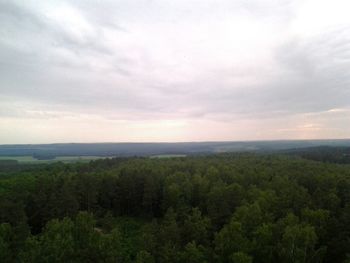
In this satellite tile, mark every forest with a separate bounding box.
[1,153,350,262]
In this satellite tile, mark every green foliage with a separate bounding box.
[214,220,251,262]
[21,218,75,263]
[0,154,350,262]
[182,207,211,246]
[0,223,13,262]
[136,250,155,263]
[230,252,253,263]
[180,242,207,263]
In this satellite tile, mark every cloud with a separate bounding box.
[0,0,350,142]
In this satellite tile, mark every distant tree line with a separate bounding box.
[1,154,350,262]
[284,146,350,164]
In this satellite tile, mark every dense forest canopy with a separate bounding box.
[1,154,350,262]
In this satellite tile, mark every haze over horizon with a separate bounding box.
[1,0,350,144]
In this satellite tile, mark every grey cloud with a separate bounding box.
[0,0,128,65]
[0,1,45,30]
[271,27,350,111]
[189,26,350,119]
[0,0,350,128]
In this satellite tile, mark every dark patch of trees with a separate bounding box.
[284,146,350,164]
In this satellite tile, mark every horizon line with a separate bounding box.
[1,138,350,146]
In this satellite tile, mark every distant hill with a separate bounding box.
[1,139,350,159]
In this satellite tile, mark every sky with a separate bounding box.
[0,0,350,144]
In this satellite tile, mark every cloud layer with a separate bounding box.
[1,0,350,143]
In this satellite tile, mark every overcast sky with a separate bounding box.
[0,0,350,143]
